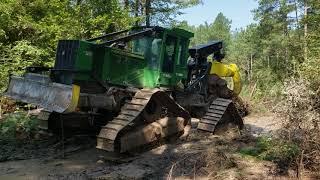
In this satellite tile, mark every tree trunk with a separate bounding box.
[135,0,140,26]
[140,1,144,24]
[304,0,308,62]
[294,0,300,37]
[124,0,129,9]
[250,53,253,81]
[145,0,151,26]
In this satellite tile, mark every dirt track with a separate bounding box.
[0,113,283,180]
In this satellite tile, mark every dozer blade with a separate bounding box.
[197,98,243,133]
[4,73,80,113]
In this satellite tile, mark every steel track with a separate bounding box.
[197,98,243,133]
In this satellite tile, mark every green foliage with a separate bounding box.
[300,58,320,90]
[0,0,134,92]
[228,25,259,70]
[239,137,299,165]
[226,0,308,106]
[0,0,201,92]
[173,12,232,49]
[150,0,202,25]
[127,0,202,25]
[0,112,39,140]
[300,0,320,90]
[247,0,320,174]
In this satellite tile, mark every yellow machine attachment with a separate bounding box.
[209,61,242,95]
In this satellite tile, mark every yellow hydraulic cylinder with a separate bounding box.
[209,61,242,95]
[66,84,80,112]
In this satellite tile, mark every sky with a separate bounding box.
[176,0,259,30]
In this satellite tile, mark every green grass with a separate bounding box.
[0,111,39,140]
[238,137,299,164]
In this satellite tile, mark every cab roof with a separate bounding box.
[131,26,194,39]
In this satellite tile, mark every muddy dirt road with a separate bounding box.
[0,113,282,180]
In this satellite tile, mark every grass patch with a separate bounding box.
[239,137,299,166]
[0,111,39,140]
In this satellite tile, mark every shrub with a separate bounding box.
[0,111,38,140]
[275,78,320,176]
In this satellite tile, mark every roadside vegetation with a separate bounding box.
[0,112,38,140]
[239,136,299,171]
[0,0,319,178]
[175,0,320,177]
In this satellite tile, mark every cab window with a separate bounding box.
[131,36,162,69]
[177,39,188,66]
[162,35,177,73]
